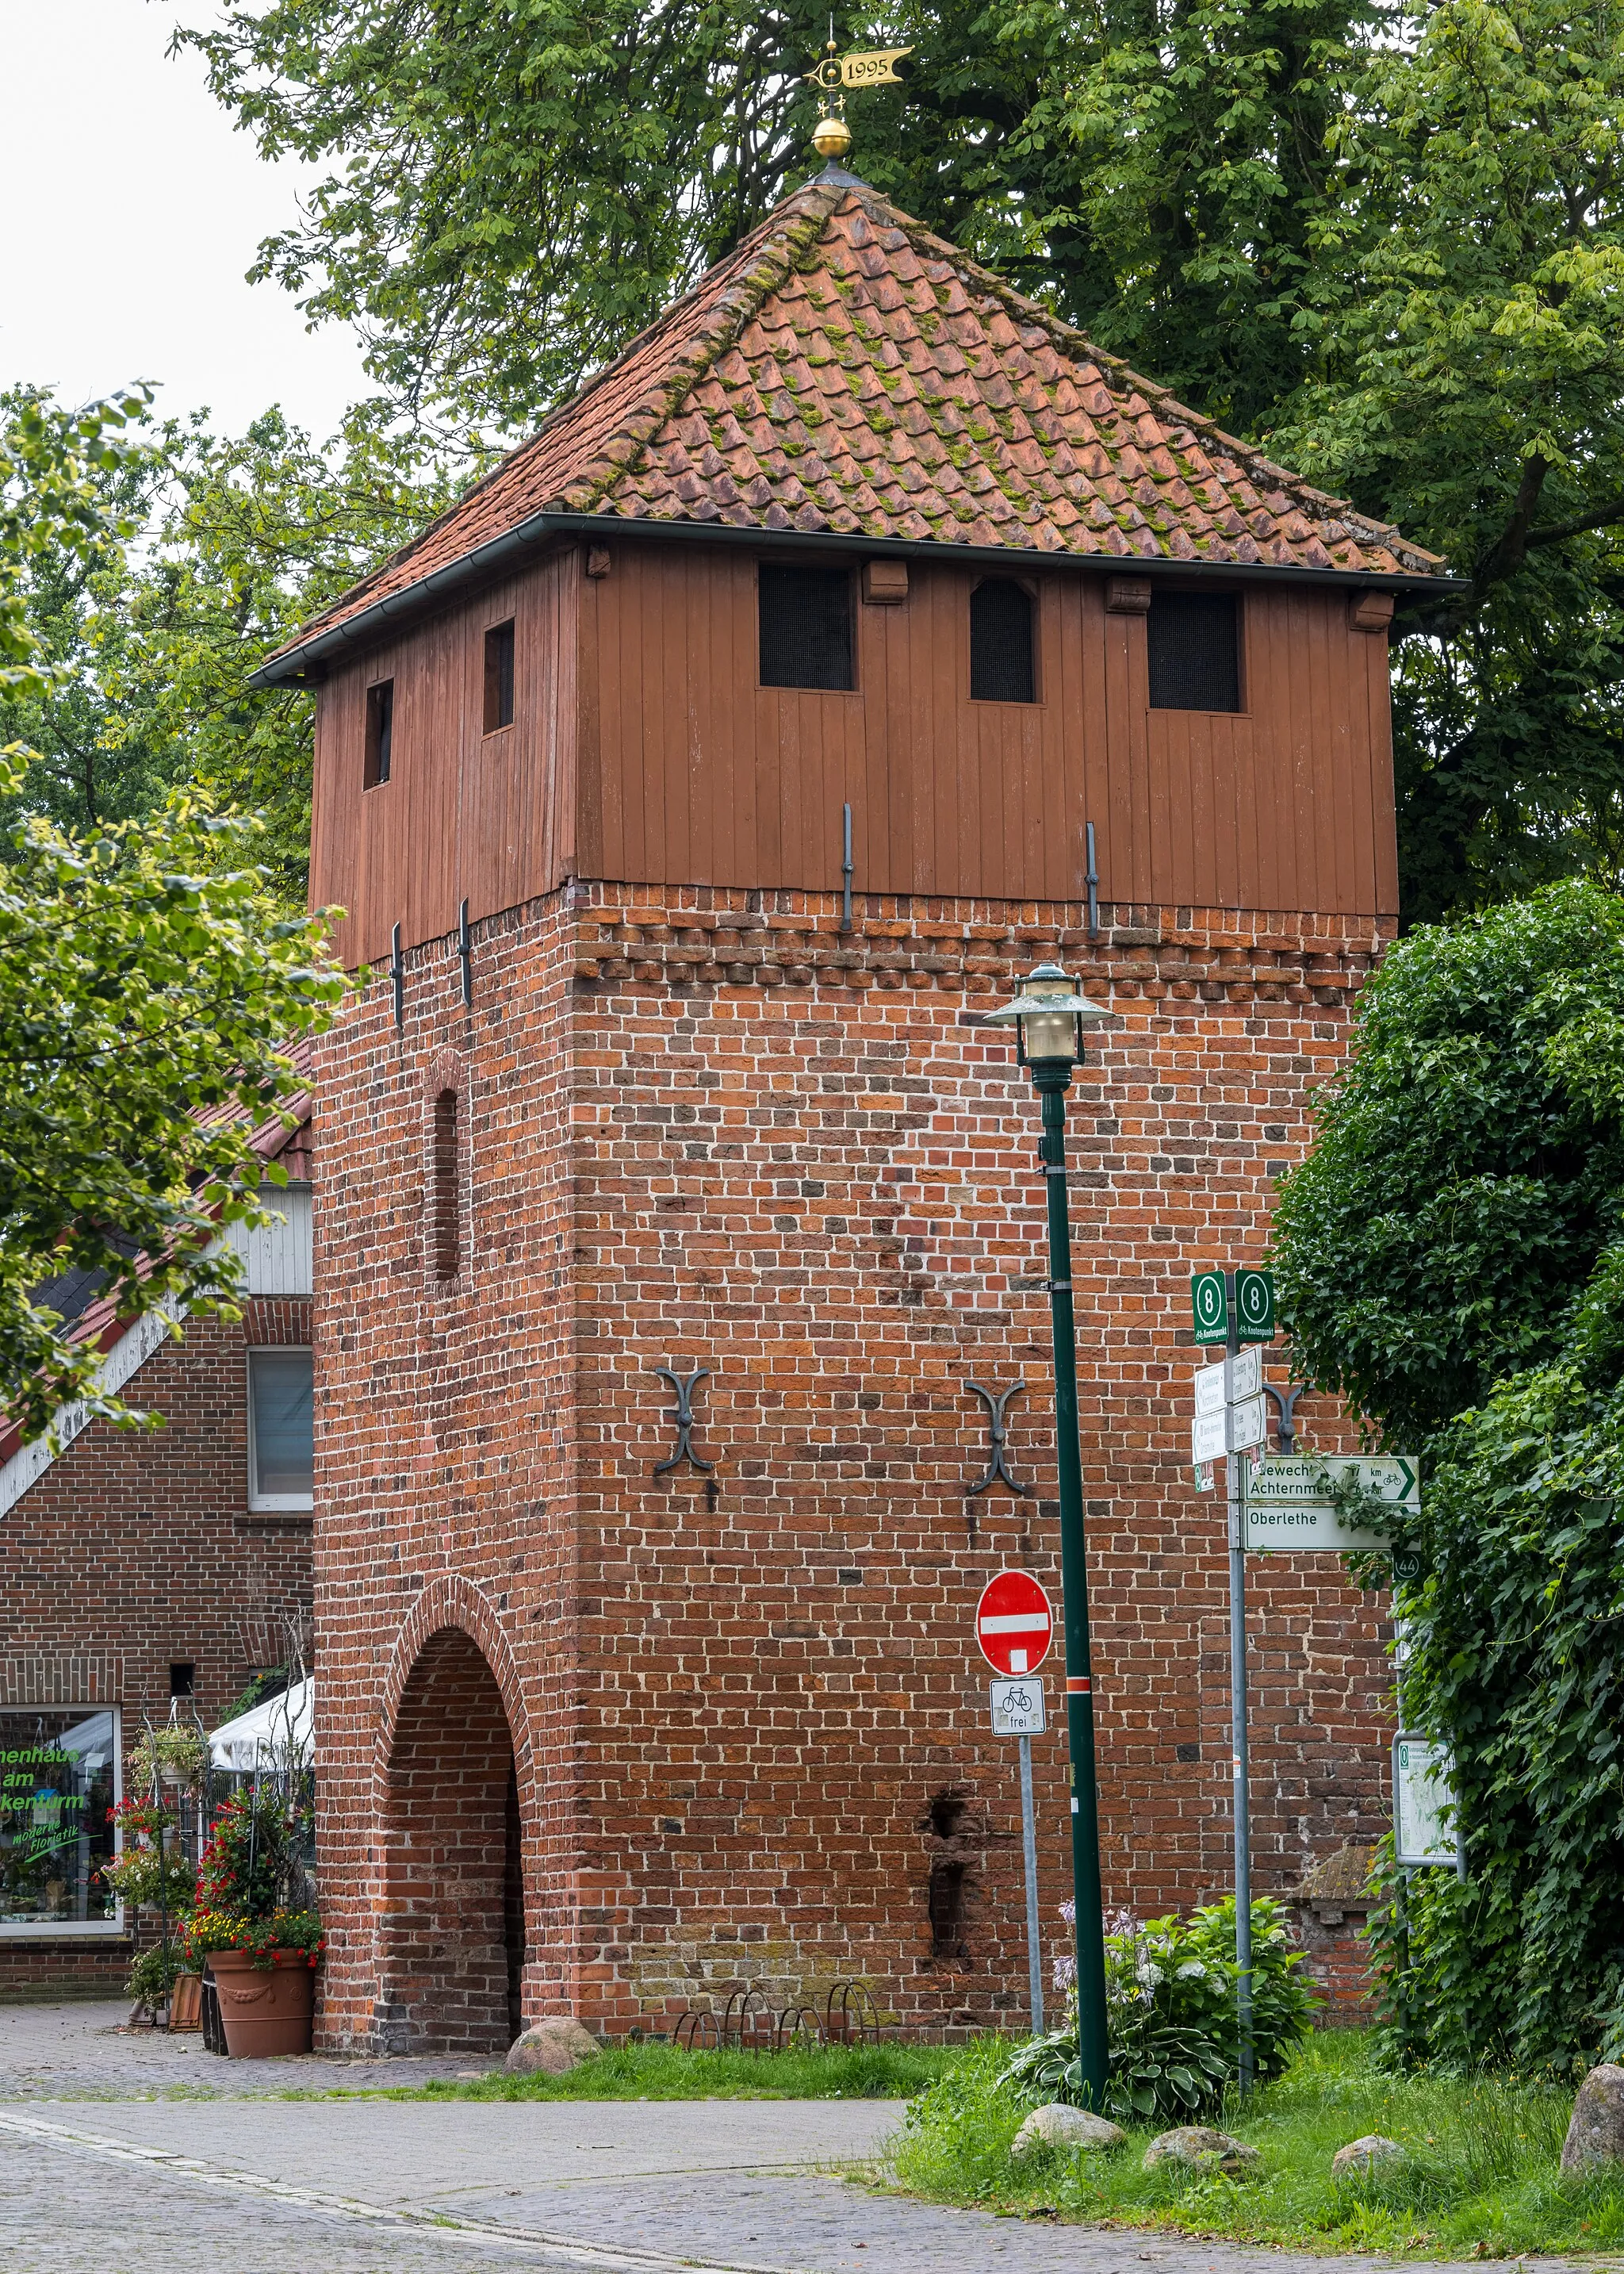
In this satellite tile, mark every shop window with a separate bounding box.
[484,619,515,733]
[432,1088,462,1279]
[247,1348,314,1509]
[0,1707,121,1935]
[970,578,1036,702]
[364,678,394,787]
[1147,591,1241,711]
[759,566,854,691]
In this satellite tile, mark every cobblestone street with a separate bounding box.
[0,2003,1434,2274]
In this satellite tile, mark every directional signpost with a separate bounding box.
[1245,1455,1419,1552]
[976,1574,1052,2034]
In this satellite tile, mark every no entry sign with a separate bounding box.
[975,1570,1054,1676]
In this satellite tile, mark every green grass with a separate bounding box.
[304,2038,958,2103]
[886,2028,1624,2259]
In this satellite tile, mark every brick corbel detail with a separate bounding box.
[569,896,1385,1010]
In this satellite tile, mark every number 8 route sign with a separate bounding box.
[975,1570,1054,1676]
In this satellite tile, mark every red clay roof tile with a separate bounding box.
[263,178,1445,673]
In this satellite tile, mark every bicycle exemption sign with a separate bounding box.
[1245,1454,1420,1552]
[990,1677,1047,1735]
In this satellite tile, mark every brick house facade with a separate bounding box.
[0,1125,314,1996]
[262,173,1449,2050]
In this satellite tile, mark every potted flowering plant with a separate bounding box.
[191,1785,322,2056]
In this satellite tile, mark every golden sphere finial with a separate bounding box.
[813,110,852,160]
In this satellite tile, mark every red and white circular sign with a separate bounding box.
[975,1569,1054,1675]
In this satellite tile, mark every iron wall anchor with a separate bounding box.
[965,1378,1028,1496]
[1263,1380,1308,1454]
[653,1365,715,1475]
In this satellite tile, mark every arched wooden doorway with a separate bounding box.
[376,1625,526,2052]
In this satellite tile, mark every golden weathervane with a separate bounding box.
[805,33,913,163]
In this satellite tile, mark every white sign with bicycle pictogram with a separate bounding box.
[990,1677,1047,1735]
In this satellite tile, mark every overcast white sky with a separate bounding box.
[2,0,370,439]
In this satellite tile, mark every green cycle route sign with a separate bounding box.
[1190,1267,1276,1345]
[1190,1271,1228,1344]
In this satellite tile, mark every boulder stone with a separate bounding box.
[1010,2103,1128,2158]
[1331,2134,1408,2178]
[1143,2126,1261,2176]
[1561,2064,1624,2172]
[504,2017,602,2077]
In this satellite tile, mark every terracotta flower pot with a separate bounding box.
[206,1948,315,2057]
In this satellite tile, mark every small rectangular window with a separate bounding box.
[483,620,515,733]
[971,578,1036,703]
[1147,592,1241,712]
[364,679,394,787]
[759,566,853,691]
[248,1348,314,1509]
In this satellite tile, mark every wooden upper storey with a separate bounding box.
[310,535,1400,968]
[287,176,1446,961]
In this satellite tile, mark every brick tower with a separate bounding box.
[255,172,1447,2051]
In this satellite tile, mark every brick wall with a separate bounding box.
[312,883,1396,2050]
[0,1300,312,1996]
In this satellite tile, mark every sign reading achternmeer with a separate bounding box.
[1245,1455,1420,1552]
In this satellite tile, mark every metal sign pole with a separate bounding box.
[1225,1273,1254,2093]
[1018,1731,1044,2036]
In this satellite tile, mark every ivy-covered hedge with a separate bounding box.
[1274,880,1624,2074]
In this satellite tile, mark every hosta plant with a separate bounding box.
[1002,1897,1318,2124]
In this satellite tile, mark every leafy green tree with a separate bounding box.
[0,397,462,899]
[1274,881,1624,1441]
[0,390,352,1444]
[1274,878,1624,2070]
[184,0,1624,918]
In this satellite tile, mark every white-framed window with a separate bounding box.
[0,1707,122,1936]
[247,1347,315,1510]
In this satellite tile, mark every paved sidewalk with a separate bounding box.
[0,2001,1429,2274]
[0,1995,483,2097]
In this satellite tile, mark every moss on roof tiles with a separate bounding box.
[266,178,1446,664]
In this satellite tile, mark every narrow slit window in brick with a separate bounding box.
[483,619,515,733]
[759,566,853,690]
[433,1087,461,1279]
[364,678,394,786]
[1147,591,1241,711]
[970,579,1036,702]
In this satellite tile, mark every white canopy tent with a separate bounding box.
[207,1675,313,1771]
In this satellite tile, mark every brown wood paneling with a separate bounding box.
[308,546,577,968]
[311,538,1401,957]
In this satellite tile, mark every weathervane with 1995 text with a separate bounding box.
[805,22,913,166]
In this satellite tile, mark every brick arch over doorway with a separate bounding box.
[373,1610,528,2054]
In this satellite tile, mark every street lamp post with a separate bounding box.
[983,962,1111,2107]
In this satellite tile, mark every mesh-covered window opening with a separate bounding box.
[759,566,854,691]
[929,1860,967,1958]
[484,619,515,733]
[364,679,394,786]
[970,578,1036,702]
[1147,591,1242,712]
[432,1088,461,1279]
